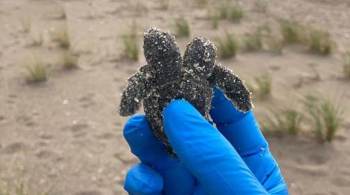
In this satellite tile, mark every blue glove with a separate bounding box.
[123,89,288,195]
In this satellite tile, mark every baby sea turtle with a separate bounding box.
[119,27,252,153]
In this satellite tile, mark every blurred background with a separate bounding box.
[0,0,350,194]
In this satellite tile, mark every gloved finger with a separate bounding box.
[192,171,288,195]
[263,166,289,194]
[210,88,287,188]
[123,114,195,195]
[123,114,171,168]
[210,87,268,156]
[192,186,206,195]
[124,163,163,195]
[163,100,268,195]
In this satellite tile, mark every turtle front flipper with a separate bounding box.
[119,65,150,116]
[209,64,252,112]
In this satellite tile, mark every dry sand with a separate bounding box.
[0,0,350,194]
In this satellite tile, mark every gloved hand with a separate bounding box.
[122,89,289,195]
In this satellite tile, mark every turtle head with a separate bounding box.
[143,27,182,82]
[183,37,217,78]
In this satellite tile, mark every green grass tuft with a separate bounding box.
[279,20,334,55]
[122,25,139,61]
[303,95,343,142]
[255,24,284,54]
[242,31,263,52]
[280,19,304,44]
[25,55,48,83]
[209,11,220,29]
[250,73,272,100]
[321,99,343,142]
[265,108,303,135]
[217,3,244,22]
[228,4,244,23]
[62,50,79,70]
[216,33,239,59]
[51,25,70,49]
[175,17,191,38]
[308,29,333,55]
[303,95,323,140]
[218,4,229,19]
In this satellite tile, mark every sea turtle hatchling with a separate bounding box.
[119,27,252,153]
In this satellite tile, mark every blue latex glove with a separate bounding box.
[123,89,288,195]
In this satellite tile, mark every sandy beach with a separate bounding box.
[1,0,350,194]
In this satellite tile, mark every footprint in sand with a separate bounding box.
[36,141,49,147]
[75,190,103,195]
[74,131,88,138]
[16,114,36,127]
[331,176,350,187]
[6,98,15,105]
[2,142,29,154]
[79,93,97,108]
[268,65,281,71]
[339,168,350,176]
[0,115,5,122]
[39,133,53,140]
[8,94,17,99]
[69,123,89,138]
[7,94,17,104]
[334,134,347,142]
[307,153,329,165]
